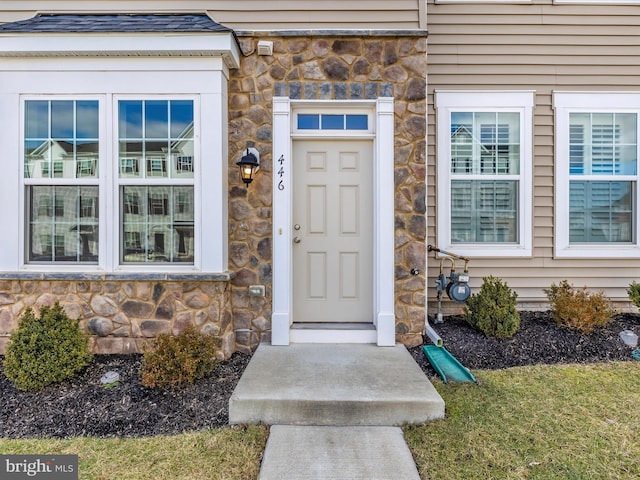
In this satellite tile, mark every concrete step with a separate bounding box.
[229,343,445,426]
[290,322,377,343]
[258,425,420,480]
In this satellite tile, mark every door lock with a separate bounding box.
[294,224,301,230]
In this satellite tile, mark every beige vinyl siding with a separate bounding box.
[0,1,426,30]
[428,0,640,311]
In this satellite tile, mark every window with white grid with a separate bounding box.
[554,93,640,258]
[436,91,534,257]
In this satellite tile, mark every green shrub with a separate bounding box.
[628,282,640,310]
[3,303,92,391]
[464,275,520,338]
[544,280,615,334]
[140,325,220,388]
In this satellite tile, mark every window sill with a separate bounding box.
[554,246,640,259]
[438,245,532,258]
[0,271,235,282]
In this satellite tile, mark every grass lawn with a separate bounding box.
[405,362,640,480]
[2,363,638,479]
[0,425,269,480]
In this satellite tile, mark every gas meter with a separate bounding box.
[428,245,472,323]
[446,269,471,302]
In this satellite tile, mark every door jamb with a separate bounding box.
[271,97,395,346]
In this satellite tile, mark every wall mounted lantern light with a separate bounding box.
[236,147,260,186]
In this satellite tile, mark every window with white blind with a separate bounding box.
[436,91,534,257]
[554,93,640,258]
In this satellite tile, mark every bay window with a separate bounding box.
[436,91,534,257]
[24,100,100,263]
[118,100,195,264]
[0,28,236,274]
[554,92,640,258]
[21,96,202,269]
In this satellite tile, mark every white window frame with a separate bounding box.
[435,90,534,257]
[553,0,640,4]
[0,36,234,274]
[554,91,640,258]
[20,95,107,269]
[113,95,199,268]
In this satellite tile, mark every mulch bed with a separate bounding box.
[1,311,639,439]
[409,311,640,372]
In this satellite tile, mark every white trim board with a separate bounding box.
[271,97,396,346]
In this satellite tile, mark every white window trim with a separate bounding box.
[436,0,532,3]
[19,95,107,271]
[1,44,231,274]
[435,90,534,257]
[271,97,396,346]
[291,102,375,137]
[553,91,640,259]
[553,0,640,4]
[111,95,201,271]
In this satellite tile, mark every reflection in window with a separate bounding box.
[450,112,521,244]
[118,100,194,180]
[568,113,637,244]
[24,100,99,180]
[121,186,194,263]
[176,156,193,173]
[120,157,139,176]
[569,113,637,176]
[297,113,369,130]
[28,185,99,263]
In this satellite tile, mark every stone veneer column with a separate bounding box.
[228,35,427,350]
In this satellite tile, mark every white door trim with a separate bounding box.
[271,97,395,346]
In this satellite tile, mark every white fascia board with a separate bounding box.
[0,32,240,68]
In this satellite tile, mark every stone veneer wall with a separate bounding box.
[0,279,234,358]
[228,34,428,349]
[0,35,428,356]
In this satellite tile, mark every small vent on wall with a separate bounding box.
[257,40,273,56]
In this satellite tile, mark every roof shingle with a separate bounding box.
[0,14,231,34]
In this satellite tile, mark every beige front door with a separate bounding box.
[292,139,373,323]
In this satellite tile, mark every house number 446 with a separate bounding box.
[277,154,285,191]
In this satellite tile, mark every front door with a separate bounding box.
[292,139,373,323]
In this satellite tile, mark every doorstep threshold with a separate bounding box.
[290,322,377,343]
[291,322,375,330]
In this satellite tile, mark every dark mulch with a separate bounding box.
[409,311,640,374]
[1,311,639,439]
[0,352,251,439]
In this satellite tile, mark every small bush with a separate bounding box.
[464,275,520,338]
[628,282,640,310]
[140,325,220,388]
[544,280,615,334]
[3,303,92,391]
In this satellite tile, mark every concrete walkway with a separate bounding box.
[259,426,420,480]
[229,343,444,479]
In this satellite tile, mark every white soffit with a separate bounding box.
[0,33,241,68]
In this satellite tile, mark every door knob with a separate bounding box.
[294,224,301,230]
[293,236,301,244]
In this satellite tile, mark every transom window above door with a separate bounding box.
[436,91,534,257]
[292,106,375,136]
[297,113,369,131]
